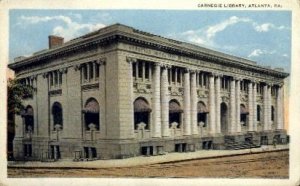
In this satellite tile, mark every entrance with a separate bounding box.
[221,102,228,134]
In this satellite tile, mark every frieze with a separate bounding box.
[123,43,286,83]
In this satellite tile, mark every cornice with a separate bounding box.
[8,24,289,79]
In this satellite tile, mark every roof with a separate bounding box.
[8,23,289,78]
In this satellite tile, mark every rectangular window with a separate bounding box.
[145,62,150,80]
[89,63,93,80]
[171,68,176,83]
[95,64,100,78]
[138,62,143,78]
[132,63,136,78]
[59,73,62,85]
[177,69,181,84]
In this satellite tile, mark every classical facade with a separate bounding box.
[9,24,288,160]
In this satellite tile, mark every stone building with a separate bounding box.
[8,24,289,160]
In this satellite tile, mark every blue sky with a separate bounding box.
[9,10,291,72]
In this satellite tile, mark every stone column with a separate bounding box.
[161,65,170,137]
[230,77,236,133]
[209,74,216,134]
[263,84,269,131]
[152,63,162,137]
[235,78,241,133]
[268,85,272,130]
[253,82,257,131]
[183,69,191,136]
[142,61,145,81]
[276,85,284,130]
[191,70,198,135]
[248,81,254,131]
[215,74,221,134]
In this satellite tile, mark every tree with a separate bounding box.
[7,78,33,159]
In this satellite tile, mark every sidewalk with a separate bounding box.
[7,145,288,169]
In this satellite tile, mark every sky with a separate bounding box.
[9,10,291,72]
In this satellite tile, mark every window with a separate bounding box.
[83,98,100,130]
[240,104,248,125]
[23,144,32,157]
[132,61,152,81]
[197,101,208,127]
[49,70,62,88]
[271,106,275,121]
[52,102,63,130]
[257,105,261,121]
[169,99,182,128]
[81,62,99,83]
[133,97,151,130]
[22,105,34,132]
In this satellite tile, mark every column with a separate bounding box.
[152,63,161,137]
[161,65,170,137]
[263,84,269,131]
[87,63,90,82]
[183,69,191,135]
[248,81,254,131]
[276,85,284,130]
[209,74,216,134]
[235,78,241,133]
[230,77,236,133]
[268,85,272,130]
[253,82,257,131]
[215,74,221,134]
[191,71,198,135]
[142,61,145,81]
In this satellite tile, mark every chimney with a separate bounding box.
[48,35,64,49]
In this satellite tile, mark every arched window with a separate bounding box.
[257,105,261,121]
[21,105,34,132]
[240,104,248,125]
[83,98,100,130]
[197,101,208,127]
[52,102,63,130]
[271,106,275,121]
[133,97,151,130]
[169,99,183,128]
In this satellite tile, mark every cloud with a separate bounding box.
[248,49,276,58]
[176,16,251,47]
[205,16,251,40]
[253,23,288,32]
[19,15,106,41]
[171,16,289,50]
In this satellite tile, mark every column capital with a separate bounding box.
[209,71,222,77]
[97,57,106,65]
[161,63,172,69]
[234,76,243,81]
[59,67,68,74]
[190,68,199,74]
[126,57,137,64]
[74,64,81,71]
[183,68,191,73]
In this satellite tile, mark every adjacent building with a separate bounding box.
[8,24,289,160]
